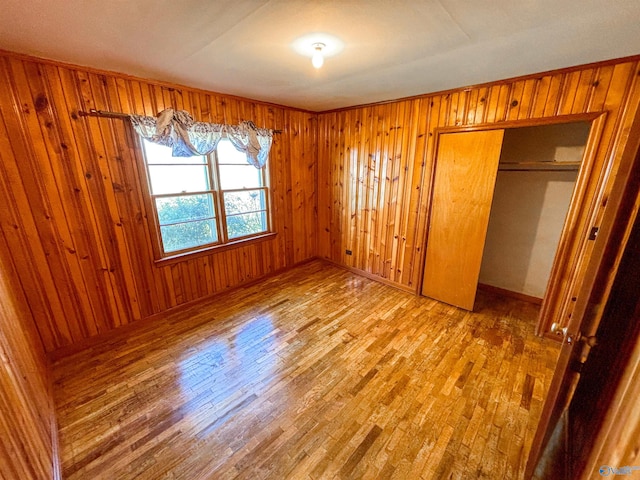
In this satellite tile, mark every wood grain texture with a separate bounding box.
[0,51,317,353]
[573,211,640,478]
[2,50,638,355]
[421,130,504,310]
[53,260,560,479]
[317,58,640,336]
[525,86,640,478]
[0,237,59,478]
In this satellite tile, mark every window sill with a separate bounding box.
[153,232,277,266]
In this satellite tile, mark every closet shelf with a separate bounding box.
[498,161,581,171]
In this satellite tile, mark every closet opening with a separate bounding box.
[478,122,592,305]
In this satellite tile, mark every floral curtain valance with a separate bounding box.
[129,108,273,168]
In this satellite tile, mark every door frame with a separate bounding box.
[418,112,606,336]
[525,102,640,478]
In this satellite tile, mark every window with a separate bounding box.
[141,138,270,257]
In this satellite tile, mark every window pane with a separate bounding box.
[156,194,215,225]
[160,219,218,252]
[219,165,262,189]
[224,190,265,215]
[148,165,210,194]
[217,139,248,165]
[142,140,206,164]
[226,211,267,239]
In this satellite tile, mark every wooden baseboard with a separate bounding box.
[320,258,417,294]
[53,261,547,361]
[477,283,543,305]
[48,257,320,362]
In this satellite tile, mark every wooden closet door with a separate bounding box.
[421,129,504,310]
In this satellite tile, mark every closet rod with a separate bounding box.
[498,161,581,172]
[498,167,580,171]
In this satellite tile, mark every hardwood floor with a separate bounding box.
[52,260,560,479]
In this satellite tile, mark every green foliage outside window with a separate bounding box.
[143,138,269,255]
[156,194,217,252]
[224,190,267,239]
[227,212,266,239]
[160,219,217,252]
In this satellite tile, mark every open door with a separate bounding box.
[422,129,504,310]
[526,111,640,479]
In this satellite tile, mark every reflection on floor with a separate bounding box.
[53,260,560,479]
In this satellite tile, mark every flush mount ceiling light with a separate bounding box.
[311,43,326,69]
[292,33,344,70]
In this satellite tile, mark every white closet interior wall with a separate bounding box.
[479,122,591,299]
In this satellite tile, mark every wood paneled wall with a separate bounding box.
[0,51,317,353]
[317,58,640,294]
[0,242,59,478]
[2,49,640,354]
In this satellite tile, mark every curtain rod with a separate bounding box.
[77,109,283,133]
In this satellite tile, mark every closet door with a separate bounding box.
[421,129,504,310]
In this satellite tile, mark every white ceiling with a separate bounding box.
[1,0,639,111]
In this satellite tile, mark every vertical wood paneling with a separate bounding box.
[572,69,597,114]
[353,107,366,270]
[362,107,377,273]
[507,80,525,120]
[317,110,331,260]
[540,62,640,335]
[318,58,640,299]
[518,79,537,120]
[401,98,429,288]
[588,66,615,112]
[285,109,318,264]
[0,236,59,479]
[0,51,317,353]
[530,75,551,118]
[2,49,639,354]
[558,70,582,115]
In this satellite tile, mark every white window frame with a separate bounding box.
[138,138,272,261]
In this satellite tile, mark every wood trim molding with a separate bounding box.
[418,111,619,338]
[153,233,279,266]
[432,112,603,134]
[321,257,417,294]
[477,283,543,305]
[524,100,640,479]
[51,415,62,480]
[3,49,639,116]
[321,54,640,114]
[0,52,318,352]
[0,49,318,115]
[318,57,640,302]
[536,112,609,336]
